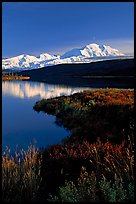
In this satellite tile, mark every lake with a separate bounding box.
[2,79,133,152]
[2,80,94,152]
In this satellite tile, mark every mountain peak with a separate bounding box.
[85,43,99,48]
[61,43,124,59]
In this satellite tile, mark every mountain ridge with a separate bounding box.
[2,43,126,71]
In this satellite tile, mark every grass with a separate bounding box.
[2,146,42,202]
[2,137,134,202]
[34,89,134,143]
[2,88,134,202]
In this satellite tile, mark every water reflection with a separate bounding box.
[2,81,92,99]
[2,81,93,152]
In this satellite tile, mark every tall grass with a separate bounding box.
[48,136,134,203]
[44,134,134,182]
[2,146,42,202]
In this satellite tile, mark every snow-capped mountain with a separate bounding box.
[2,43,125,70]
[61,43,124,58]
[2,53,59,70]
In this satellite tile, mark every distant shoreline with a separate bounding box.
[2,76,30,81]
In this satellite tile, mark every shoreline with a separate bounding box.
[2,76,30,81]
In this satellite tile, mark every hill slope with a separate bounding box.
[18,59,134,88]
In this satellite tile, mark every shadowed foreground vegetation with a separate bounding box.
[2,89,134,202]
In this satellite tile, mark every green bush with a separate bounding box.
[48,167,134,202]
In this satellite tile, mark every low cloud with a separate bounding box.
[97,39,134,56]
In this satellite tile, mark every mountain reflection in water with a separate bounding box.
[2,81,92,99]
[2,81,93,152]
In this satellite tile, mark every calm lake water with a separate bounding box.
[2,79,133,152]
[2,80,94,152]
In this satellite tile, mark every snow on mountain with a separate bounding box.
[37,53,59,61]
[2,43,125,70]
[2,53,59,70]
[61,43,124,59]
[46,56,93,66]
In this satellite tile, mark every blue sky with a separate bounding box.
[2,2,134,58]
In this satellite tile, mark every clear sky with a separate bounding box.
[2,2,134,58]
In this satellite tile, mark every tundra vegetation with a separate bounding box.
[2,89,134,202]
